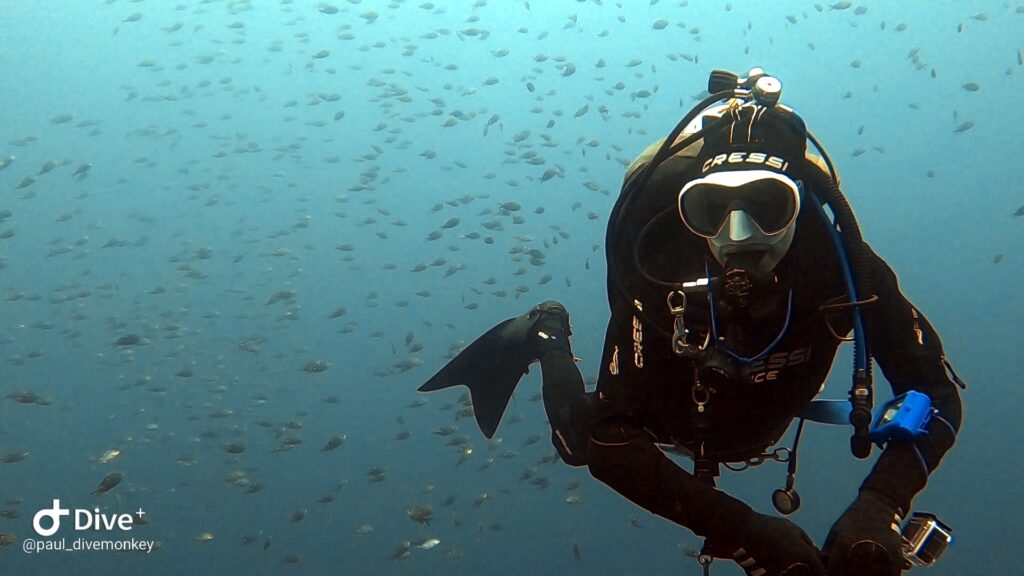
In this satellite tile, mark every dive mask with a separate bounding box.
[678,169,801,273]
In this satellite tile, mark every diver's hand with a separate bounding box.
[711,511,826,576]
[503,300,572,357]
[823,490,906,576]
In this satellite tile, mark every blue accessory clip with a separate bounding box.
[868,391,933,444]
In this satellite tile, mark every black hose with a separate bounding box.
[608,90,735,247]
[607,91,735,323]
[804,131,873,380]
[805,131,876,458]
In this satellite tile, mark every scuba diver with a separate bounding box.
[420,69,964,576]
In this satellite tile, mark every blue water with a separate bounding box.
[0,1,1020,574]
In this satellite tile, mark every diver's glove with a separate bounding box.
[503,300,573,358]
[823,490,906,576]
[712,510,826,576]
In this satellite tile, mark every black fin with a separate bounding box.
[418,318,535,439]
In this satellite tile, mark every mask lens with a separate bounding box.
[740,178,797,234]
[679,174,798,237]
[681,183,732,236]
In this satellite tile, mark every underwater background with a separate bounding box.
[0,1,1020,574]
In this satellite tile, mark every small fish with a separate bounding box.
[573,542,582,562]
[414,537,441,550]
[36,160,57,176]
[406,505,433,525]
[92,472,122,496]
[114,334,141,346]
[7,391,42,404]
[953,120,974,133]
[433,425,458,437]
[0,533,15,548]
[196,532,214,542]
[224,442,247,454]
[321,435,346,451]
[71,162,92,180]
[98,449,121,464]
[301,360,330,373]
[391,542,412,560]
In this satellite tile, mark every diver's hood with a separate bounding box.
[693,102,809,177]
[691,103,809,275]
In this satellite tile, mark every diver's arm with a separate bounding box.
[514,301,592,466]
[587,419,826,573]
[540,285,648,467]
[539,348,589,466]
[587,419,755,541]
[572,309,752,535]
[858,247,963,514]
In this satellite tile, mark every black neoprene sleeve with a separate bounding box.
[586,420,753,545]
[857,247,963,513]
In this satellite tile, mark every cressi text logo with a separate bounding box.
[632,315,644,369]
[748,346,811,383]
[702,151,789,173]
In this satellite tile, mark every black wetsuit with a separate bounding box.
[541,152,963,548]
